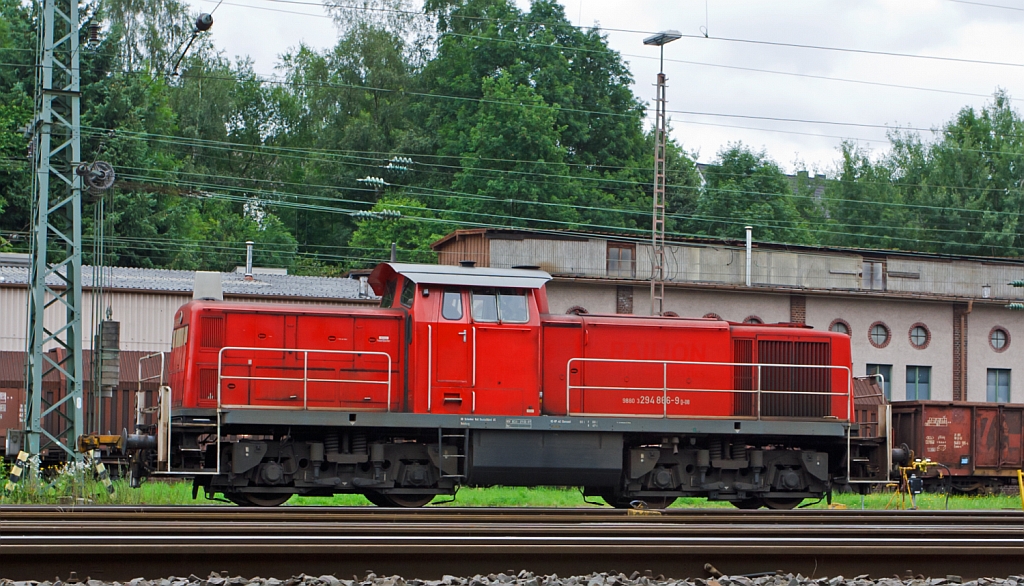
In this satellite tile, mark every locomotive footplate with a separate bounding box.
[218,409,851,438]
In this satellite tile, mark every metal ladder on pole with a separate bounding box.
[650,71,669,316]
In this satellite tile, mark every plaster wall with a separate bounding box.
[661,287,791,323]
[965,304,1024,403]
[806,296,953,401]
[545,282,618,315]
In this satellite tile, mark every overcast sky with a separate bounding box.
[185,0,1024,174]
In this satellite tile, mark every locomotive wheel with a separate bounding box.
[227,492,293,507]
[363,491,435,508]
[730,498,764,510]
[382,493,436,508]
[762,497,803,510]
[362,491,391,507]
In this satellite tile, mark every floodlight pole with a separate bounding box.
[643,31,680,316]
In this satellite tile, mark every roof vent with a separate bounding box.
[459,260,476,268]
[512,264,540,270]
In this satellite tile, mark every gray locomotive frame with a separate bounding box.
[163,408,844,508]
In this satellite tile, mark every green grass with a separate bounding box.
[5,479,1021,510]
[3,459,1020,509]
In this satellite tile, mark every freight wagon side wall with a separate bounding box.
[893,401,1024,477]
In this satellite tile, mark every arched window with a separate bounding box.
[869,322,891,348]
[990,327,1010,352]
[909,324,930,349]
[829,319,850,335]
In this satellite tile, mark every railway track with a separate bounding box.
[2,506,1022,581]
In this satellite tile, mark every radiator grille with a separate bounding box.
[199,368,218,401]
[733,339,754,416]
[757,340,831,417]
[200,316,224,349]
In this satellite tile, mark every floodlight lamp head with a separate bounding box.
[195,13,213,32]
[643,30,682,46]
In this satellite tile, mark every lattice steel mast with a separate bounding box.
[643,31,681,316]
[24,0,85,458]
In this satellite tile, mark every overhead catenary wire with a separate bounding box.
[87,126,1024,214]
[116,169,1024,254]
[215,0,1024,69]
[107,154,1024,242]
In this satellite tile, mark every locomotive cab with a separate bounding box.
[368,263,547,417]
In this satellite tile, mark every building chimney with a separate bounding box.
[245,240,254,281]
[745,226,752,287]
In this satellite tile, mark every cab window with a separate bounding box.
[171,325,189,348]
[470,288,499,322]
[442,290,463,320]
[498,290,529,323]
[380,280,396,308]
[399,278,416,308]
[471,288,529,324]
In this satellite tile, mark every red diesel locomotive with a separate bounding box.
[126,263,857,508]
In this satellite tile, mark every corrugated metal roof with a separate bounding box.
[369,262,552,293]
[0,264,372,301]
[0,351,25,388]
[432,228,1024,266]
[853,377,886,405]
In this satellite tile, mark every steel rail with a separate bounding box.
[2,507,1022,581]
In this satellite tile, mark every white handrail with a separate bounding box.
[565,357,852,421]
[217,346,394,412]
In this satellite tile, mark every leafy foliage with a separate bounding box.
[3,0,1024,275]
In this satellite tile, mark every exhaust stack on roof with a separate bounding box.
[245,240,254,281]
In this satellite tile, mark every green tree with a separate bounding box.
[450,72,578,227]
[692,144,812,244]
[349,197,450,263]
[0,0,35,241]
[819,142,913,250]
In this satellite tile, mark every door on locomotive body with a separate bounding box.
[464,287,541,416]
[430,287,474,413]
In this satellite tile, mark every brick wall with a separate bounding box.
[790,294,806,324]
[952,302,968,401]
[616,286,633,314]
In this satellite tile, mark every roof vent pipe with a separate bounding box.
[245,240,254,281]
[745,226,752,288]
[460,260,477,268]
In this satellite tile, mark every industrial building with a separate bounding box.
[431,228,1024,404]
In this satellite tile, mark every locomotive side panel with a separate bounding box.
[174,301,404,411]
[539,315,583,415]
[570,317,734,417]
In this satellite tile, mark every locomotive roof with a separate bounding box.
[368,262,551,294]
